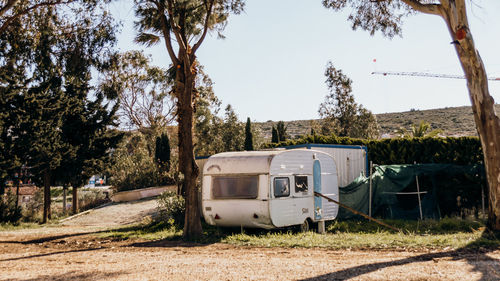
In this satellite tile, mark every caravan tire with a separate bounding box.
[299,219,310,233]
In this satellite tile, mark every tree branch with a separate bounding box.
[0,0,71,35]
[192,0,214,55]
[154,0,179,65]
[400,0,443,16]
[165,0,187,52]
[0,0,18,18]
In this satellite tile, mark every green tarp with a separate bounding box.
[339,164,485,220]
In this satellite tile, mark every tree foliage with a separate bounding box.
[0,2,121,221]
[133,0,244,238]
[155,132,171,173]
[244,117,254,151]
[100,50,175,137]
[323,0,500,230]
[271,126,279,144]
[276,121,288,142]
[319,61,379,139]
[398,121,443,138]
[221,104,244,152]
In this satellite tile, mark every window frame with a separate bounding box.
[211,175,259,199]
[294,175,309,193]
[273,177,290,198]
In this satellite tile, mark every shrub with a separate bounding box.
[156,191,185,227]
[22,188,43,222]
[0,191,22,224]
[264,135,483,165]
[109,133,175,192]
[79,189,111,212]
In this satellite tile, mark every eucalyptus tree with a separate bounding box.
[0,0,86,35]
[194,70,224,156]
[100,51,175,139]
[221,104,244,152]
[323,0,500,229]
[319,62,379,139]
[134,0,244,238]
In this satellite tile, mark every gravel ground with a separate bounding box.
[60,197,159,227]
[1,198,499,281]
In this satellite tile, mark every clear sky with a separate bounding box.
[110,0,500,122]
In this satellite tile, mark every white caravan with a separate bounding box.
[201,150,339,231]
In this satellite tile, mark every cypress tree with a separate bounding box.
[271,126,279,143]
[244,117,254,151]
[155,133,171,172]
[276,121,288,142]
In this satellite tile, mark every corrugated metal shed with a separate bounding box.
[283,144,368,187]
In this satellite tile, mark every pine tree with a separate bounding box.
[3,4,120,221]
[244,117,254,151]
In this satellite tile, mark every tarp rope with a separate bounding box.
[314,191,401,232]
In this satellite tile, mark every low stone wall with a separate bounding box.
[111,185,176,203]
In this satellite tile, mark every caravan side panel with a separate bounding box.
[287,145,367,187]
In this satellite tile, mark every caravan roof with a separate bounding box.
[203,151,281,175]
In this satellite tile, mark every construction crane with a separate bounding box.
[371,71,500,81]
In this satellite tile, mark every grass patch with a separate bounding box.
[327,217,484,234]
[0,222,43,231]
[98,218,500,250]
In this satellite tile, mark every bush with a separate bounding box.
[22,188,43,222]
[79,189,111,212]
[264,135,483,165]
[0,191,22,224]
[156,191,185,227]
[109,133,175,192]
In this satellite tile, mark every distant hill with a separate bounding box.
[254,105,500,140]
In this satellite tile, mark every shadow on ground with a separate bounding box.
[8,270,127,281]
[0,247,108,262]
[299,231,500,281]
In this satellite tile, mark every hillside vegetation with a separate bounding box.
[255,105,500,140]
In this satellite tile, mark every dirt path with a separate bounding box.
[60,197,159,227]
[1,199,499,280]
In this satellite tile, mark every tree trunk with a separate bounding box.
[441,2,500,230]
[176,56,202,239]
[42,170,51,224]
[72,186,78,214]
[0,178,5,195]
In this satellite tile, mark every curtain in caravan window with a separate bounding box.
[212,176,259,199]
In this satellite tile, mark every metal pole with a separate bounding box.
[414,162,423,220]
[369,161,373,217]
[63,185,67,215]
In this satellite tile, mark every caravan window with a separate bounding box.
[274,177,290,198]
[295,175,308,193]
[212,176,259,199]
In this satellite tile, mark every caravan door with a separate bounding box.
[313,159,322,220]
[269,176,297,227]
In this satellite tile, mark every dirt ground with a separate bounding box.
[1,198,499,281]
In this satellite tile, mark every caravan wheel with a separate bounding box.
[299,219,310,232]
